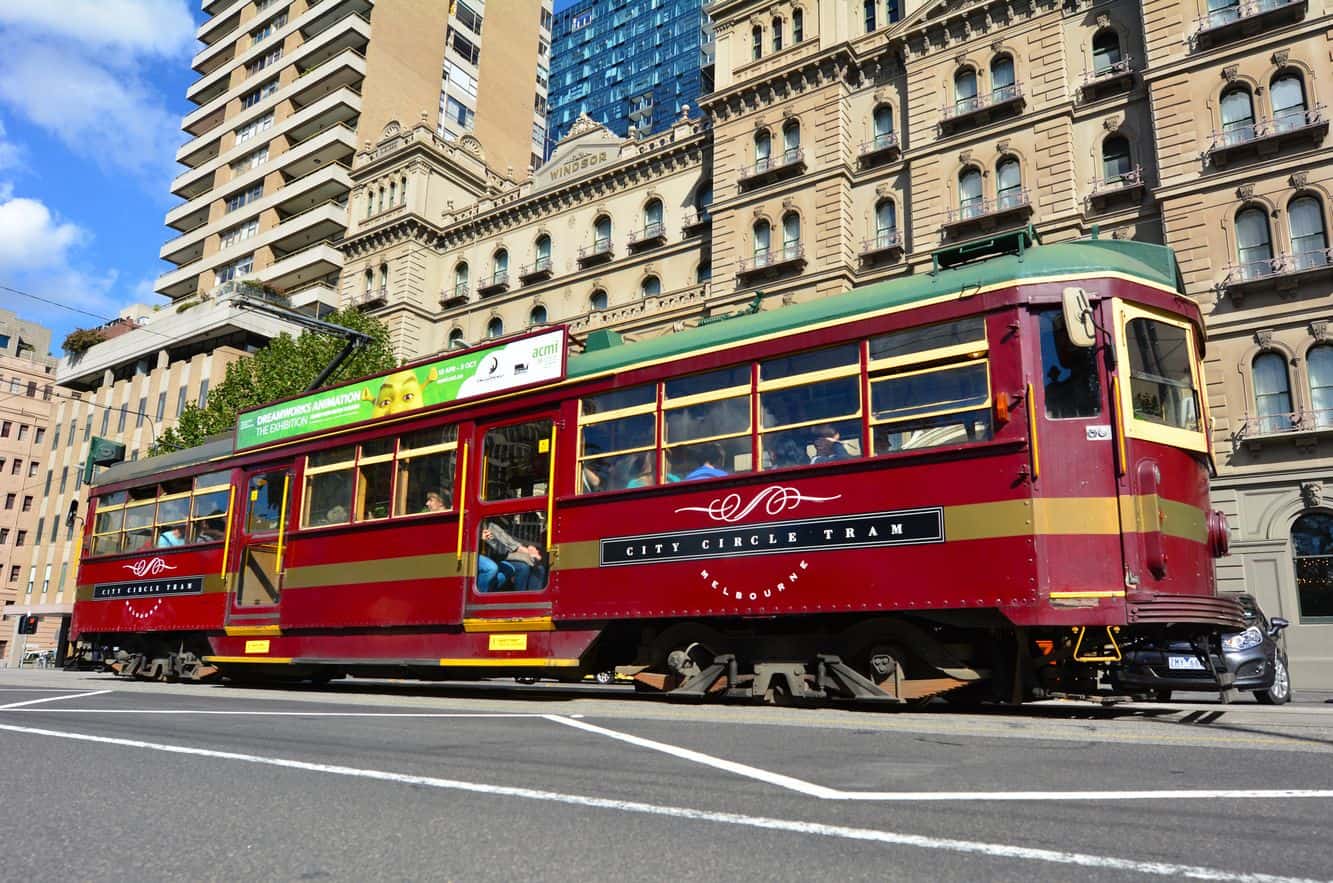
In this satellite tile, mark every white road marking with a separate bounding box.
[0,721,1318,883]
[0,690,111,710]
[13,710,548,717]
[547,715,1333,803]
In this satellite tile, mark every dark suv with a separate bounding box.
[1111,593,1291,704]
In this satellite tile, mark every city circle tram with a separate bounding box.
[69,237,1242,705]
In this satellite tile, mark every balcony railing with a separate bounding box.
[939,84,1024,131]
[944,190,1032,227]
[737,243,806,279]
[1078,57,1135,101]
[858,131,901,165]
[627,221,667,250]
[351,286,386,308]
[1219,246,1333,300]
[440,283,469,306]
[1206,106,1327,164]
[518,257,553,283]
[477,271,510,295]
[681,209,712,234]
[577,238,614,266]
[859,229,904,261]
[1086,165,1145,209]
[1190,0,1307,51]
[1233,406,1333,452]
[739,148,805,186]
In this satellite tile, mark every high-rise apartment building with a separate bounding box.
[156,0,553,313]
[546,0,713,153]
[344,0,1333,685]
[0,310,55,664]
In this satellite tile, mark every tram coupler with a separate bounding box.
[666,654,738,701]
[814,655,901,703]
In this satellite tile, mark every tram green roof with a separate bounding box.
[567,238,1181,380]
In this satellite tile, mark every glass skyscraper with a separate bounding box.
[546,0,712,155]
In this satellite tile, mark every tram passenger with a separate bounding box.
[156,526,186,548]
[195,518,226,543]
[809,425,851,463]
[422,490,447,512]
[478,523,545,591]
[624,454,655,488]
[684,443,728,480]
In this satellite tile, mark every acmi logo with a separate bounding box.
[531,342,558,359]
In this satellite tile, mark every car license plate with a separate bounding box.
[1167,655,1206,671]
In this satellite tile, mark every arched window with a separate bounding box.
[1271,73,1308,133]
[873,105,894,147]
[1253,351,1293,434]
[782,211,801,257]
[751,25,762,60]
[388,181,396,206]
[644,197,664,233]
[864,0,877,32]
[641,275,661,298]
[1292,511,1333,619]
[1235,207,1273,278]
[378,262,389,295]
[792,8,804,41]
[594,215,611,248]
[875,199,897,236]
[1091,29,1122,75]
[492,248,508,284]
[529,305,547,326]
[1310,344,1333,428]
[454,261,469,298]
[954,68,978,112]
[782,119,800,158]
[996,158,1022,209]
[1220,87,1256,146]
[772,17,783,52]
[991,55,1016,98]
[590,289,608,311]
[448,328,465,349]
[754,129,772,167]
[486,316,504,339]
[696,261,712,283]
[535,233,552,267]
[364,191,373,220]
[1101,135,1133,183]
[959,167,983,218]
[1289,196,1329,270]
[753,218,772,257]
[363,268,373,294]
[400,176,407,205]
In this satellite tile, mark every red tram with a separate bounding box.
[69,237,1241,703]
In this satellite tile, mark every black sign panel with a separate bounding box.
[599,508,944,567]
[92,576,205,600]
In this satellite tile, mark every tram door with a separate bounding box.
[229,463,295,616]
[465,416,557,608]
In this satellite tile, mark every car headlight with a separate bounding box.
[1223,626,1263,652]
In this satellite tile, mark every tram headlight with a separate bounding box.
[1222,626,1263,653]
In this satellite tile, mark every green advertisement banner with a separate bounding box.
[235,329,565,449]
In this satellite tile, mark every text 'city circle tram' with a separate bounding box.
[67,233,1242,706]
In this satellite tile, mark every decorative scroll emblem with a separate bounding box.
[674,485,843,523]
[123,558,178,578]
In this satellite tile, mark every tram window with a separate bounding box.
[394,425,458,515]
[664,397,750,444]
[357,437,396,521]
[579,383,657,494]
[762,419,863,468]
[759,345,862,470]
[664,365,750,400]
[155,492,191,545]
[870,361,992,453]
[246,470,289,533]
[303,445,354,527]
[1039,310,1101,419]
[475,512,548,593]
[122,498,156,551]
[668,437,753,480]
[582,384,654,416]
[191,471,231,543]
[92,503,126,556]
[482,420,553,500]
[759,343,858,381]
[1125,318,1200,431]
[869,317,986,366]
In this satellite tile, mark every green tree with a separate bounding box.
[152,308,396,454]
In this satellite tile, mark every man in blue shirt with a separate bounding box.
[156,526,186,548]
[685,443,728,480]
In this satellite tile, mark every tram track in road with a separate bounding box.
[3,676,1333,881]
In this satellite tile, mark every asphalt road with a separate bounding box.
[2,671,1332,882]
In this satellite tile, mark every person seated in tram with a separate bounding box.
[810,425,852,463]
[422,490,447,513]
[477,522,545,592]
[624,453,655,489]
[156,525,186,548]
[684,443,728,480]
[195,518,226,543]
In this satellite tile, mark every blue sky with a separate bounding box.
[0,1,209,355]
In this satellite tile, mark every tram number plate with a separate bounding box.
[1167,655,1206,671]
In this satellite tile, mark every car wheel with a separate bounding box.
[1153,689,1173,702]
[594,670,615,686]
[515,675,538,685]
[1255,655,1291,705]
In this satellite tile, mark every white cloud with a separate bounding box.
[0,193,86,271]
[0,0,196,58]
